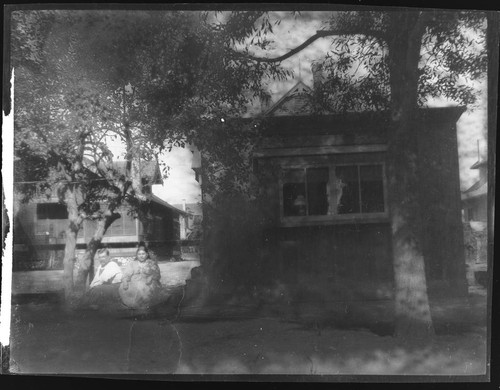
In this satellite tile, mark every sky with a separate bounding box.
[112,10,488,206]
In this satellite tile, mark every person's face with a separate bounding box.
[137,249,148,262]
[98,252,110,265]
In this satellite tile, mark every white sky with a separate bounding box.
[112,11,488,205]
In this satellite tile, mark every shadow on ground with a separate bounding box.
[8,291,488,376]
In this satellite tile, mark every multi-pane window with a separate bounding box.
[281,163,386,222]
[35,203,68,237]
[283,168,329,216]
[336,165,385,214]
[104,213,137,237]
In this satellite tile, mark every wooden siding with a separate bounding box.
[247,108,466,293]
[263,223,393,286]
[417,116,467,286]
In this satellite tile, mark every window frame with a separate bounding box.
[278,160,388,227]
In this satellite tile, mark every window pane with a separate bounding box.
[109,217,124,236]
[306,167,329,215]
[123,214,137,236]
[283,169,306,216]
[335,166,360,214]
[36,203,68,220]
[360,165,385,213]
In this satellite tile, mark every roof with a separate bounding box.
[262,81,466,124]
[83,158,163,185]
[110,161,163,185]
[149,194,189,216]
[264,80,313,117]
[462,156,488,200]
[471,159,487,169]
[462,180,487,200]
[172,203,203,216]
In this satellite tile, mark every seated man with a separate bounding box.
[84,248,123,309]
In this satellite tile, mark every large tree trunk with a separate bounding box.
[386,12,434,340]
[62,186,84,304]
[73,211,121,296]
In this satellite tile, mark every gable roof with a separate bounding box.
[264,80,313,117]
[471,159,487,169]
[83,158,163,185]
[462,180,487,200]
[112,161,163,185]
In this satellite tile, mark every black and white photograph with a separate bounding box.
[1,3,496,381]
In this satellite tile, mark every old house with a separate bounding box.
[13,160,187,271]
[461,151,488,286]
[198,80,468,300]
[174,201,203,260]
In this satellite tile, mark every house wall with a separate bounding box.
[200,108,468,299]
[80,207,139,245]
[142,203,181,256]
[251,116,393,298]
[416,110,468,293]
[463,196,488,222]
[13,199,183,269]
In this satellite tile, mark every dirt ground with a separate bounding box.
[7,286,489,378]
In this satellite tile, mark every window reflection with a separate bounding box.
[283,169,306,216]
[282,164,385,218]
[306,168,329,215]
[360,165,384,213]
[336,166,360,214]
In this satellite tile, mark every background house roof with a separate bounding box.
[150,194,189,216]
[83,158,163,185]
[110,161,163,186]
[173,202,202,216]
[462,180,487,199]
[470,160,487,169]
[462,156,487,201]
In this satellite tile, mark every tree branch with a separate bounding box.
[243,29,386,63]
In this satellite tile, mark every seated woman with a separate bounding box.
[84,248,123,309]
[119,245,163,310]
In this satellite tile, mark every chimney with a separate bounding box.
[311,61,326,91]
[259,91,272,113]
[182,198,187,212]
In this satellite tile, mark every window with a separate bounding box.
[36,203,68,220]
[281,163,386,225]
[107,213,137,237]
[336,165,385,214]
[467,207,475,221]
[35,203,68,237]
[283,168,329,216]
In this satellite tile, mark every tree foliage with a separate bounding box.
[306,10,488,112]
[10,9,290,298]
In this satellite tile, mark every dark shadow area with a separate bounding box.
[11,292,63,305]
[433,321,483,336]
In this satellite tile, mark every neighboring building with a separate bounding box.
[174,201,203,240]
[462,155,487,223]
[13,160,187,270]
[197,80,468,299]
[174,201,203,260]
[461,152,488,287]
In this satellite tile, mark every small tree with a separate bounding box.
[11,11,158,299]
[10,10,289,302]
